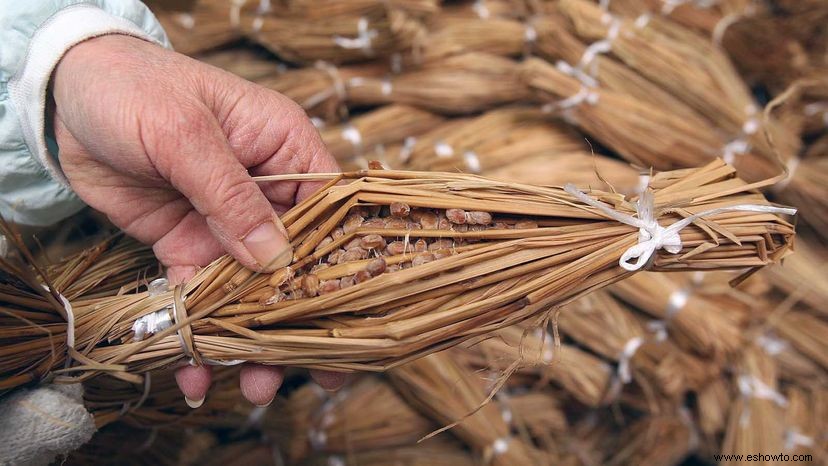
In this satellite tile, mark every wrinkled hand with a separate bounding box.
[52,35,344,407]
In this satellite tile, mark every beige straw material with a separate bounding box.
[478,151,640,192]
[319,105,445,162]
[302,439,477,466]
[297,376,434,455]
[345,53,532,114]
[520,57,782,183]
[240,5,426,64]
[282,0,440,20]
[610,272,743,359]
[455,325,613,407]
[608,411,698,466]
[761,238,828,317]
[721,346,787,464]
[197,47,288,82]
[368,106,587,172]
[557,0,800,162]
[0,161,795,390]
[254,61,387,122]
[560,291,719,398]
[389,351,546,465]
[154,0,245,56]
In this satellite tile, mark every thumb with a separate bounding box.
[149,106,292,272]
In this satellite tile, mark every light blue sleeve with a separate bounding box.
[0,1,170,226]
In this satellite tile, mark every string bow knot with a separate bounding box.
[564,184,796,272]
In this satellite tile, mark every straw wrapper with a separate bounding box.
[0,161,794,390]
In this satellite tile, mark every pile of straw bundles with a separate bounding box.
[4,0,828,464]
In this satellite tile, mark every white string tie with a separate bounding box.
[618,337,643,384]
[43,285,74,368]
[399,136,417,163]
[551,61,600,110]
[341,124,363,152]
[492,437,510,455]
[784,430,814,451]
[579,19,620,72]
[463,151,482,174]
[666,288,690,319]
[737,375,788,407]
[390,53,403,74]
[327,456,345,466]
[564,184,796,271]
[634,14,651,29]
[0,234,8,258]
[434,141,454,158]
[333,17,378,55]
[722,138,750,165]
[174,13,195,30]
[472,0,490,19]
[755,334,789,356]
[647,320,668,342]
[380,78,393,96]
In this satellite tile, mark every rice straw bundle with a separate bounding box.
[411,16,531,63]
[762,239,828,317]
[560,290,719,398]
[197,48,288,82]
[345,53,531,114]
[608,411,699,466]
[0,161,795,391]
[782,386,823,461]
[696,378,731,448]
[557,0,801,163]
[300,376,435,455]
[240,6,426,65]
[610,272,743,359]
[153,0,244,56]
[303,439,476,466]
[520,58,779,182]
[66,422,215,466]
[479,151,640,191]
[531,13,715,124]
[458,326,613,407]
[721,346,787,464]
[602,0,723,35]
[283,0,440,20]
[254,61,387,122]
[439,0,538,21]
[389,351,545,465]
[770,311,828,372]
[285,382,330,463]
[319,105,445,163]
[372,106,586,172]
[774,155,828,239]
[82,365,254,429]
[506,390,569,442]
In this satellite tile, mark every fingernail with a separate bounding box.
[253,398,275,408]
[185,396,205,409]
[243,220,292,270]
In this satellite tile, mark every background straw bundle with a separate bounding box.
[5,0,828,464]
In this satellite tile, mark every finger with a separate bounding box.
[146,104,292,272]
[250,112,340,204]
[167,265,199,286]
[174,365,212,408]
[309,370,347,392]
[154,209,224,280]
[215,86,340,205]
[240,364,285,407]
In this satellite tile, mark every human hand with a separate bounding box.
[52,35,344,407]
